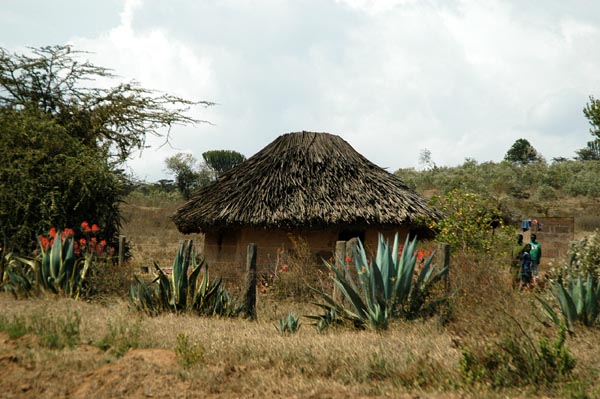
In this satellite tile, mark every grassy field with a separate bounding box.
[1,193,599,398]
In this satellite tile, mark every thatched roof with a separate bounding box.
[173,131,440,233]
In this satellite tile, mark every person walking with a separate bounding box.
[529,234,542,280]
[520,244,533,289]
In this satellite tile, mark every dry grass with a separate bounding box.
[1,192,600,398]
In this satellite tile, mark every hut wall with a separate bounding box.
[203,226,412,279]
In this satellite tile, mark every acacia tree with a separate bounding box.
[504,138,543,165]
[202,150,246,177]
[576,96,600,160]
[164,153,212,199]
[0,45,211,253]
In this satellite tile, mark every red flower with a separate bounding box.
[49,227,57,238]
[79,238,87,246]
[345,256,352,263]
[278,264,289,273]
[81,221,89,229]
[91,224,100,233]
[39,236,50,250]
[99,239,107,247]
[91,237,97,244]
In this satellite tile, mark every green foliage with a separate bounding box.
[538,274,600,331]
[95,319,145,358]
[583,96,600,142]
[575,140,600,161]
[129,240,242,317]
[568,231,600,282]
[459,325,575,388]
[504,138,544,165]
[175,333,205,369]
[276,312,301,335]
[0,45,209,161]
[0,108,126,255]
[0,45,206,255]
[426,189,514,255]
[0,314,28,339]
[310,234,448,330]
[164,153,212,199]
[548,231,600,285]
[202,150,246,176]
[0,310,81,350]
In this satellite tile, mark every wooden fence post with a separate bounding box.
[437,242,451,293]
[333,241,346,301]
[118,235,125,266]
[244,243,257,320]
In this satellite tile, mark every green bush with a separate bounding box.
[0,108,126,255]
[459,326,575,388]
[426,189,514,255]
[175,333,205,369]
[0,310,81,350]
[96,319,146,358]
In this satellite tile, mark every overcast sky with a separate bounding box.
[3,0,600,181]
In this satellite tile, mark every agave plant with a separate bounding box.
[6,234,92,299]
[129,240,242,317]
[538,274,600,331]
[310,233,448,330]
[276,312,301,335]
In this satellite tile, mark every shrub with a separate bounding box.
[175,333,205,369]
[426,189,514,256]
[95,318,146,358]
[459,325,575,388]
[0,108,127,256]
[0,310,81,350]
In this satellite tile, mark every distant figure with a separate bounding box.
[521,244,533,289]
[529,234,542,280]
[511,234,525,287]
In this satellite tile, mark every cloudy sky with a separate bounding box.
[2,0,600,181]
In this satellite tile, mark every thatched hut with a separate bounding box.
[173,131,439,269]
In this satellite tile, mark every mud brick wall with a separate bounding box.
[519,217,574,264]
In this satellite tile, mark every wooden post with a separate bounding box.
[437,242,451,293]
[244,243,257,320]
[333,241,346,302]
[118,235,125,266]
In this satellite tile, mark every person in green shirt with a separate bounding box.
[529,234,542,280]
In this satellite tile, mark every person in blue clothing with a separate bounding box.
[520,244,533,289]
[529,234,542,280]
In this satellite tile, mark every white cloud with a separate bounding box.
[3,0,600,180]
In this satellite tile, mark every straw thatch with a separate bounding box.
[173,131,440,233]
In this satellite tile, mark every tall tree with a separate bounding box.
[0,45,209,253]
[583,96,600,141]
[202,150,246,176]
[0,45,213,161]
[575,140,600,161]
[504,138,543,165]
[164,153,212,199]
[576,96,600,160]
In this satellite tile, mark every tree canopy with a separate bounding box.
[202,150,246,176]
[0,45,208,253]
[504,138,543,165]
[0,45,213,162]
